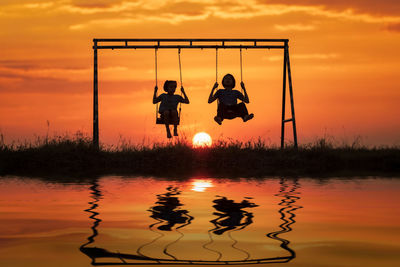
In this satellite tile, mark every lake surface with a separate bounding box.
[0,176,399,267]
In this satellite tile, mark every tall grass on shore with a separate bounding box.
[0,133,399,178]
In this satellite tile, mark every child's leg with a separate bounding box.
[171,110,179,136]
[235,102,248,118]
[170,110,178,125]
[165,124,172,138]
[214,116,222,125]
[235,102,254,122]
[163,110,171,124]
[163,110,172,138]
[222,104,239,120]
[214,103,225,125]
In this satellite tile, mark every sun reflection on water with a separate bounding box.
[191,179,214,192]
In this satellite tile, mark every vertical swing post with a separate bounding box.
[93,41,99,149]
[281,43,288,149]
[286,46,298,148]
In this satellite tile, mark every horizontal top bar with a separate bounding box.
[93,38,289,50]
[94,45,285,50]
[93,38,289,42]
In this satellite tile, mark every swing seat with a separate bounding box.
[222,110,237,120]
[156,114,180,125]
[218,102,248,120]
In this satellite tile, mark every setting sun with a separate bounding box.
[192,132,212,148]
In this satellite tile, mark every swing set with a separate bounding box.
[92,39,298,148]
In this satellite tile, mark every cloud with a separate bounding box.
[274,23,316,31]
[0,60,37,71]
[385,23,400,32]
[265,53,339,61]
[70,0,124,9]
[2,0,399,29]
[0,67,90,83]
[23,2,54,9]
[0,78,153,95]
[60,1,141,14]
[69,7,211,29]
[258,0,400,16]
[66,0,400,30]
[0,59,89,71]
[0,59,90,78]
[0,59,156,95]
[0,64,133,82]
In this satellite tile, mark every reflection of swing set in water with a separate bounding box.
[91,39,298,148]
[80,178,302,265]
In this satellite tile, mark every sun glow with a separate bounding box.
[192,132,212,148]
[191,179,214,192]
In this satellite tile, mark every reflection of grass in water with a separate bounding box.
[0,132,399,178]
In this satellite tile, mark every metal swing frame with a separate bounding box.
[92,38,298,148]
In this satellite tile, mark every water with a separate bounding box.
[0,176,399,267]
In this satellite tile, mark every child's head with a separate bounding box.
[222,74,235,89]
[163,80,177,94]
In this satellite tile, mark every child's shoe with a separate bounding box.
[243,113,254,122]
[214,116,222,125]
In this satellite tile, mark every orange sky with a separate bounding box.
[0,0,399,146]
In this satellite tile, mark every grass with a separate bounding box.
[0,133,399,178]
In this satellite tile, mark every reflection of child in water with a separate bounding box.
[208,74,254,125]
[149,187,193,231]
[211,196,258,235]
[153,80,190,138]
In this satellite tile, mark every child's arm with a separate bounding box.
[208,82,219,103]
[153,86,161,104]
[240,82,250,103]
[181,86,190,104]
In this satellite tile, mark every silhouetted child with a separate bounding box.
[153,80,189,138]
[149,187,193,231]
[208,74,254,125]
[210,196,258,235]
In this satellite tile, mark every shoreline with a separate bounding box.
[1,139,399,179]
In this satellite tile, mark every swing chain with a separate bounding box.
[215,48,218,83]
[240,46,243,83]
[178,48,183,88]
[155,48,159,115]
[178,48,183,118]
[239,46,245,103]
[155,47,158,86]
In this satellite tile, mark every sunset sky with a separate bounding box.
[1,0,399,146]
